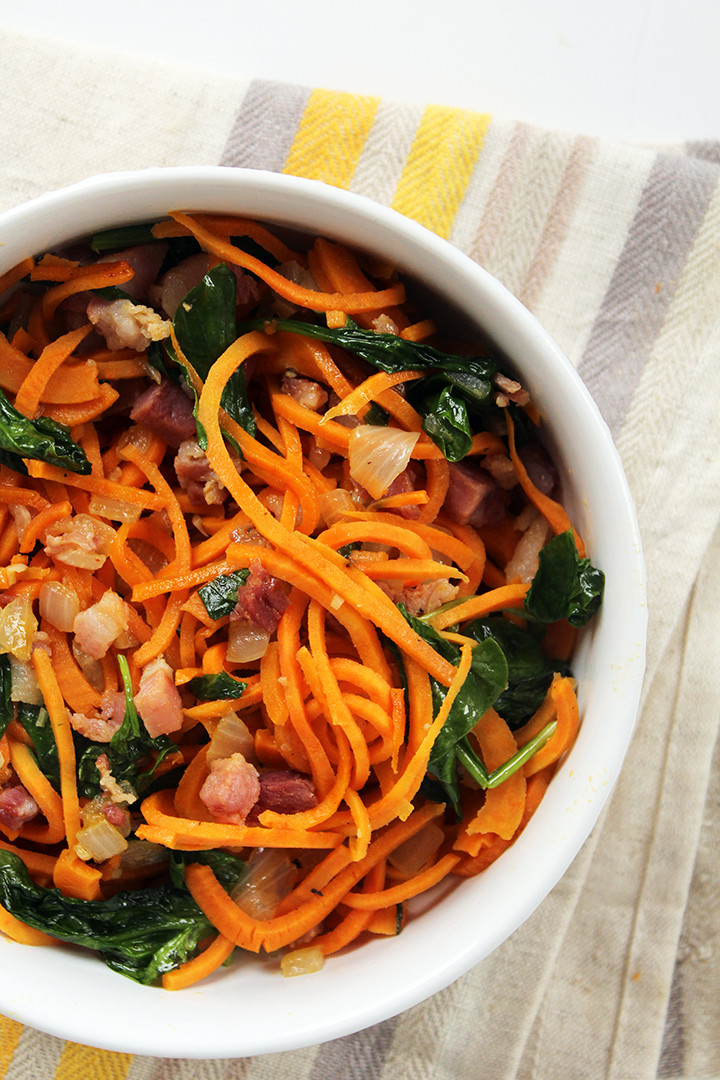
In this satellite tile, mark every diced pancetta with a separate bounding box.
[174,438,227,507]
[199,753,261,825]
[280,373,328,411]
[68,689,125,742]
[442,462,505,528]
[87,297,171,352]
[0,784,40,832]
[232,560,289,634]
[518,441,558,496]
[100,244,169,302]
[44,514,116,571]
[130,379,197,449]
[134,657,184,738]
[251,770,317,819]
[152,253,210,317]
[73,591,130,661]
[377,577,459,618]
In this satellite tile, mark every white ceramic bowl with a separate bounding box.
[0,167,646,1058]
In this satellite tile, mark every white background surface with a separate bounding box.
[1,0,718,143]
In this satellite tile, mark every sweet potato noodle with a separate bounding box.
[0,212,604,989]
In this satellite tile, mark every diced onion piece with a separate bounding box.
[281,946,325,978]
[116,422,160,456]
[72,643,104,691]
[9,504,32,542]
[74,819,128,862]
[39,581,81,632]
[225,619,271,663]
[318,488,358,526]
[505,513,550,584]
[9,656,43,705]
[231,849,300,920]
[387,821,445,878]
[88,493,142,525]
[118,839,168,872]
[207,711,256,764]
[0,596,38,662]
[348,425,419,500]
[272,262,318,317]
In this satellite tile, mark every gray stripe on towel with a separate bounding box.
[221,79,311,172]
[306,1017,399,1080]
[577,152,719,435]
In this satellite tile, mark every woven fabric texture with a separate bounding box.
[0,28,718,1080]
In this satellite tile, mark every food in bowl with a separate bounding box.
[0,206,606,990]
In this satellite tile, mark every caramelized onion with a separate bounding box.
[281,945,325,977]
[348,425,419,500]
[9,656,43,705]
[0,596,38,662]
[231,849,300,920]
[39,581,81,632]
[226,619,271,663]
[318,488,358,526]
[207,710,256,764]
[74,819,128,862]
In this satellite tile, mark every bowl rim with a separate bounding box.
[0,166,647,1058]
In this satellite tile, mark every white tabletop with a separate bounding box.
[1,0,718,143]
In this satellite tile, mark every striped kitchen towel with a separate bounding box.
[0,27,719,1080]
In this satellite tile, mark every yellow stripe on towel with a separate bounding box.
[0,1015,22,1075]
[283,89,380,189]
[392,105,491,237]
[54,1042,133,1080]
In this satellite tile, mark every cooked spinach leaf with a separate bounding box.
[0,849,244,984]
[253,317,495,379]
[17,704,60,790]
[242,317,497,461]
[455,719,558,790]
[0,656,12,739]
[400,607,507,813]
[168,849,247,892]
[524,529,605,628]
[0,388,90,475]
[198,569,250,621]
[76,656,175,799]
[410,376,473,462]
[89,223,158,252]
[464,616,570,729]
[188,671,248,701]
[172,263,255,441]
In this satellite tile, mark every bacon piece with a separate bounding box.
[232,560,289,634]
[60,244,168,315]
[134,657,184,739]
[87,297,170,352]
[44,513,116,571]
[281,373,328,411]
[174,438,227,507]
[199,753,261,825]
[153,253,209,317]
[251,770,317,819]
[103,802,131,830]
[95,753,137,806]
[443,462,505,528]
[130,379,197,449]
[101,244,168,303]
[378,578,459,618]
[493,373,530,407]
[0,784,40,831]
[73,591,130,661]
[518,441,558,495]
[383,461,423,519]
[68,689,125,743]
